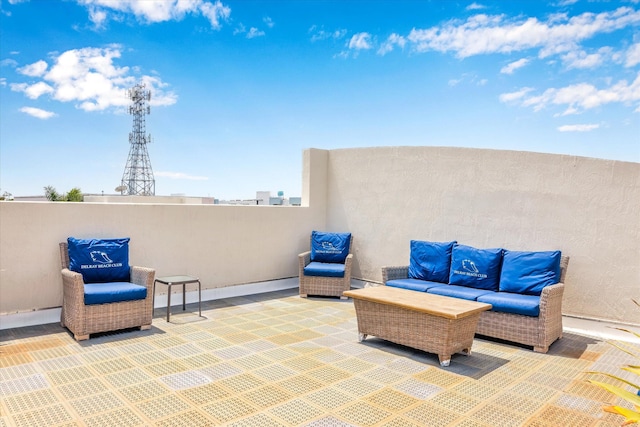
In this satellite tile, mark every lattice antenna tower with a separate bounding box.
[120,83,155,196]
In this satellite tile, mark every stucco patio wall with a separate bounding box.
[323,146,640,325]
[1,147,638,326]
[0,149,328,316]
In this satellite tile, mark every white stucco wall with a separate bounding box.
[0,150,328,316]
[1,146,638,326]
[323,146,640,325]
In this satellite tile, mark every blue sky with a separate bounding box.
[1,0,639,199]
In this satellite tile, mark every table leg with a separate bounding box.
[198,280,202,317]
[166,284,172,322]
[182,284,186,311]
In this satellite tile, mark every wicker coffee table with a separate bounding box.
[343,286,492,367]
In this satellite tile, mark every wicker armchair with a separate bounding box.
[382,255,569,353]
[59,242,155,341]
[299,234,353,299]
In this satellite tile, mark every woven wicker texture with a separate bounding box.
[59,242,156,341]
[382,255,570,353]
[299,236,354,298]
[0,288,632,427]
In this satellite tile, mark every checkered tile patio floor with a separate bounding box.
[0,289,636,426]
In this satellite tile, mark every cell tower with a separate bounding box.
[119,83,155,196]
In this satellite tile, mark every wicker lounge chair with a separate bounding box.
[59,242,155,341]
[299,233,353,299]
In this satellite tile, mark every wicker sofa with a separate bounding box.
[382,241,569,353]
[59,241,155,341]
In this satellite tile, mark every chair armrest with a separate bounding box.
[382,266,409,283]
[130,266,155,292]
[61,268,85,309]
[298,251,311,275]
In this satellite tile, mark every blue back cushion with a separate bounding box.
[448,244,503,291]
[310,231,351,263]
[408,240,456,284]
[499,250,562,296]
[67,237,131,283]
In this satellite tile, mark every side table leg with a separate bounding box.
[358,333,367,342]
[198,280,202,317]
[167,284,172,323]
[182,283,186,311]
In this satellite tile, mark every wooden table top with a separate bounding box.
[344,286,492,320]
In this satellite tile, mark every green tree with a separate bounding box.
[44,186,60,201]
[44,186,84,202]
[66,188,83,202]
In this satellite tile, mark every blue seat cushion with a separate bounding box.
[385,279,447,292]
[408,240,456,284]
[84,282,147,305]
[68,237,131,283]
[449,244,503,291]
[304,262,346,278]
[477,292,541,317]
[427,285,494,301]
[499,250,562,296]
[310,231,351,263]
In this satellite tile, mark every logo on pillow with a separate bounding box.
[310,231,351,263]
[449,244,503,291]
[458,259,483,277]
[90,251,115,264]
[319,241,340,254]
[67,237,131,283]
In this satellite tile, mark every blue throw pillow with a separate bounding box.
[67,237,131,283]
[310,231,351,263]
[499,250,562,296]
[448,244,503,291]
[408,240,456,284]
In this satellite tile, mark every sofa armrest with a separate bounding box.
[539,282,564,318]
[131,266,155,294]
[344,253,354,278]
[382,266,409,283]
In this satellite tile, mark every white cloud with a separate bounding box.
[0,78,6,87]
[561,47,612,70]
[11,81,54,99]
[246,27,265,39]
[501,72,640,115]
[309,25,347,42]
[263,16,274,28]
[406,7,640,59]
[0,58,19,68]
[19,107,57,119]
[557,124,599,132]
[500,58,530,74]
[17,59,48,77]
[77,0,231,29]
[626,42,640,67]
[498,87,534,103]
[156,171,209,180]
[200,1,230,29]
[349,32,372,50]
[10,46,177,112]
[466,3,486,11]
[378,33,406,55]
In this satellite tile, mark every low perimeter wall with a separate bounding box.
[1,147,638,326]
[324,147,639,325]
